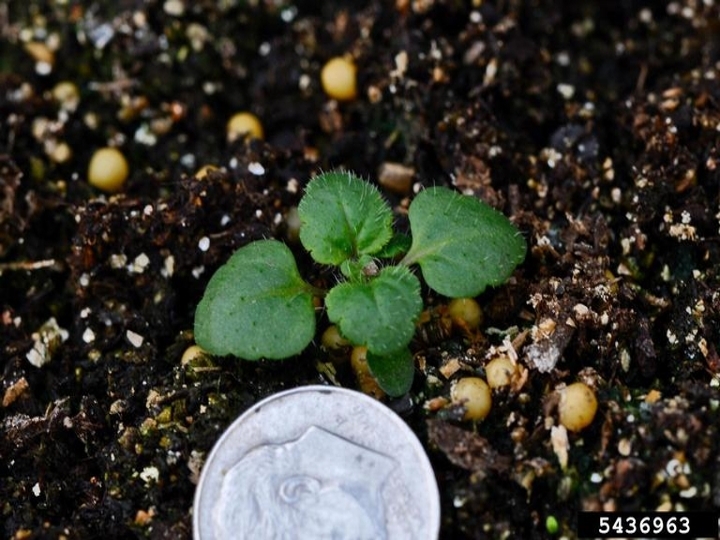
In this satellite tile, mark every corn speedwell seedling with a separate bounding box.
[194,170,526,395]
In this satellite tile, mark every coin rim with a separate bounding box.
[192,384,440,539]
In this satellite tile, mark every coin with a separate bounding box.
[193,385,440,539]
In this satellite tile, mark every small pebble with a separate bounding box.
[378,162,414,194]
[248,162,265,175]
[51,81,80,111]
[227,112,264,142]
[24,42,55,72]
[88,147,129,192]
[321,325,350,351]
[194,165,218,179]
[181,345,208,365]
[351,346,385,399]
[558,382,598,432]
[447,298,483,331]
[321,56,358,101]
[451,377,492,421]
[163,0,185,16]
[485,355,518,389]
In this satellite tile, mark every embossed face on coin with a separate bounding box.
[193,386,440,540]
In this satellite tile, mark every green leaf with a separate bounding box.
[325,266,422,355]
[194,240,316,359]
[402,187,526,297]
[374,232,412,259]
[298,171,393,265]
[367,348,414,397]
[339,254,377,281]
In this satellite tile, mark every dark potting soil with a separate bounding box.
[1,1,719,538]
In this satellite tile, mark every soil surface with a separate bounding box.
[2,1,720,539]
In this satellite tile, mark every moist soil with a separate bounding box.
[2,1,720,539]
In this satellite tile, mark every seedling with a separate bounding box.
[194,171,526,396]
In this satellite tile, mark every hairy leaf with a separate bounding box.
[298,171,393,265]
[367,348,415,397]
[325,266,422,355]
[403,187,526,297]
[374,232,412,259]
[339,254,376,282]
[194,240,316,359]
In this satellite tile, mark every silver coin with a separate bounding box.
[193,385,440,540]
